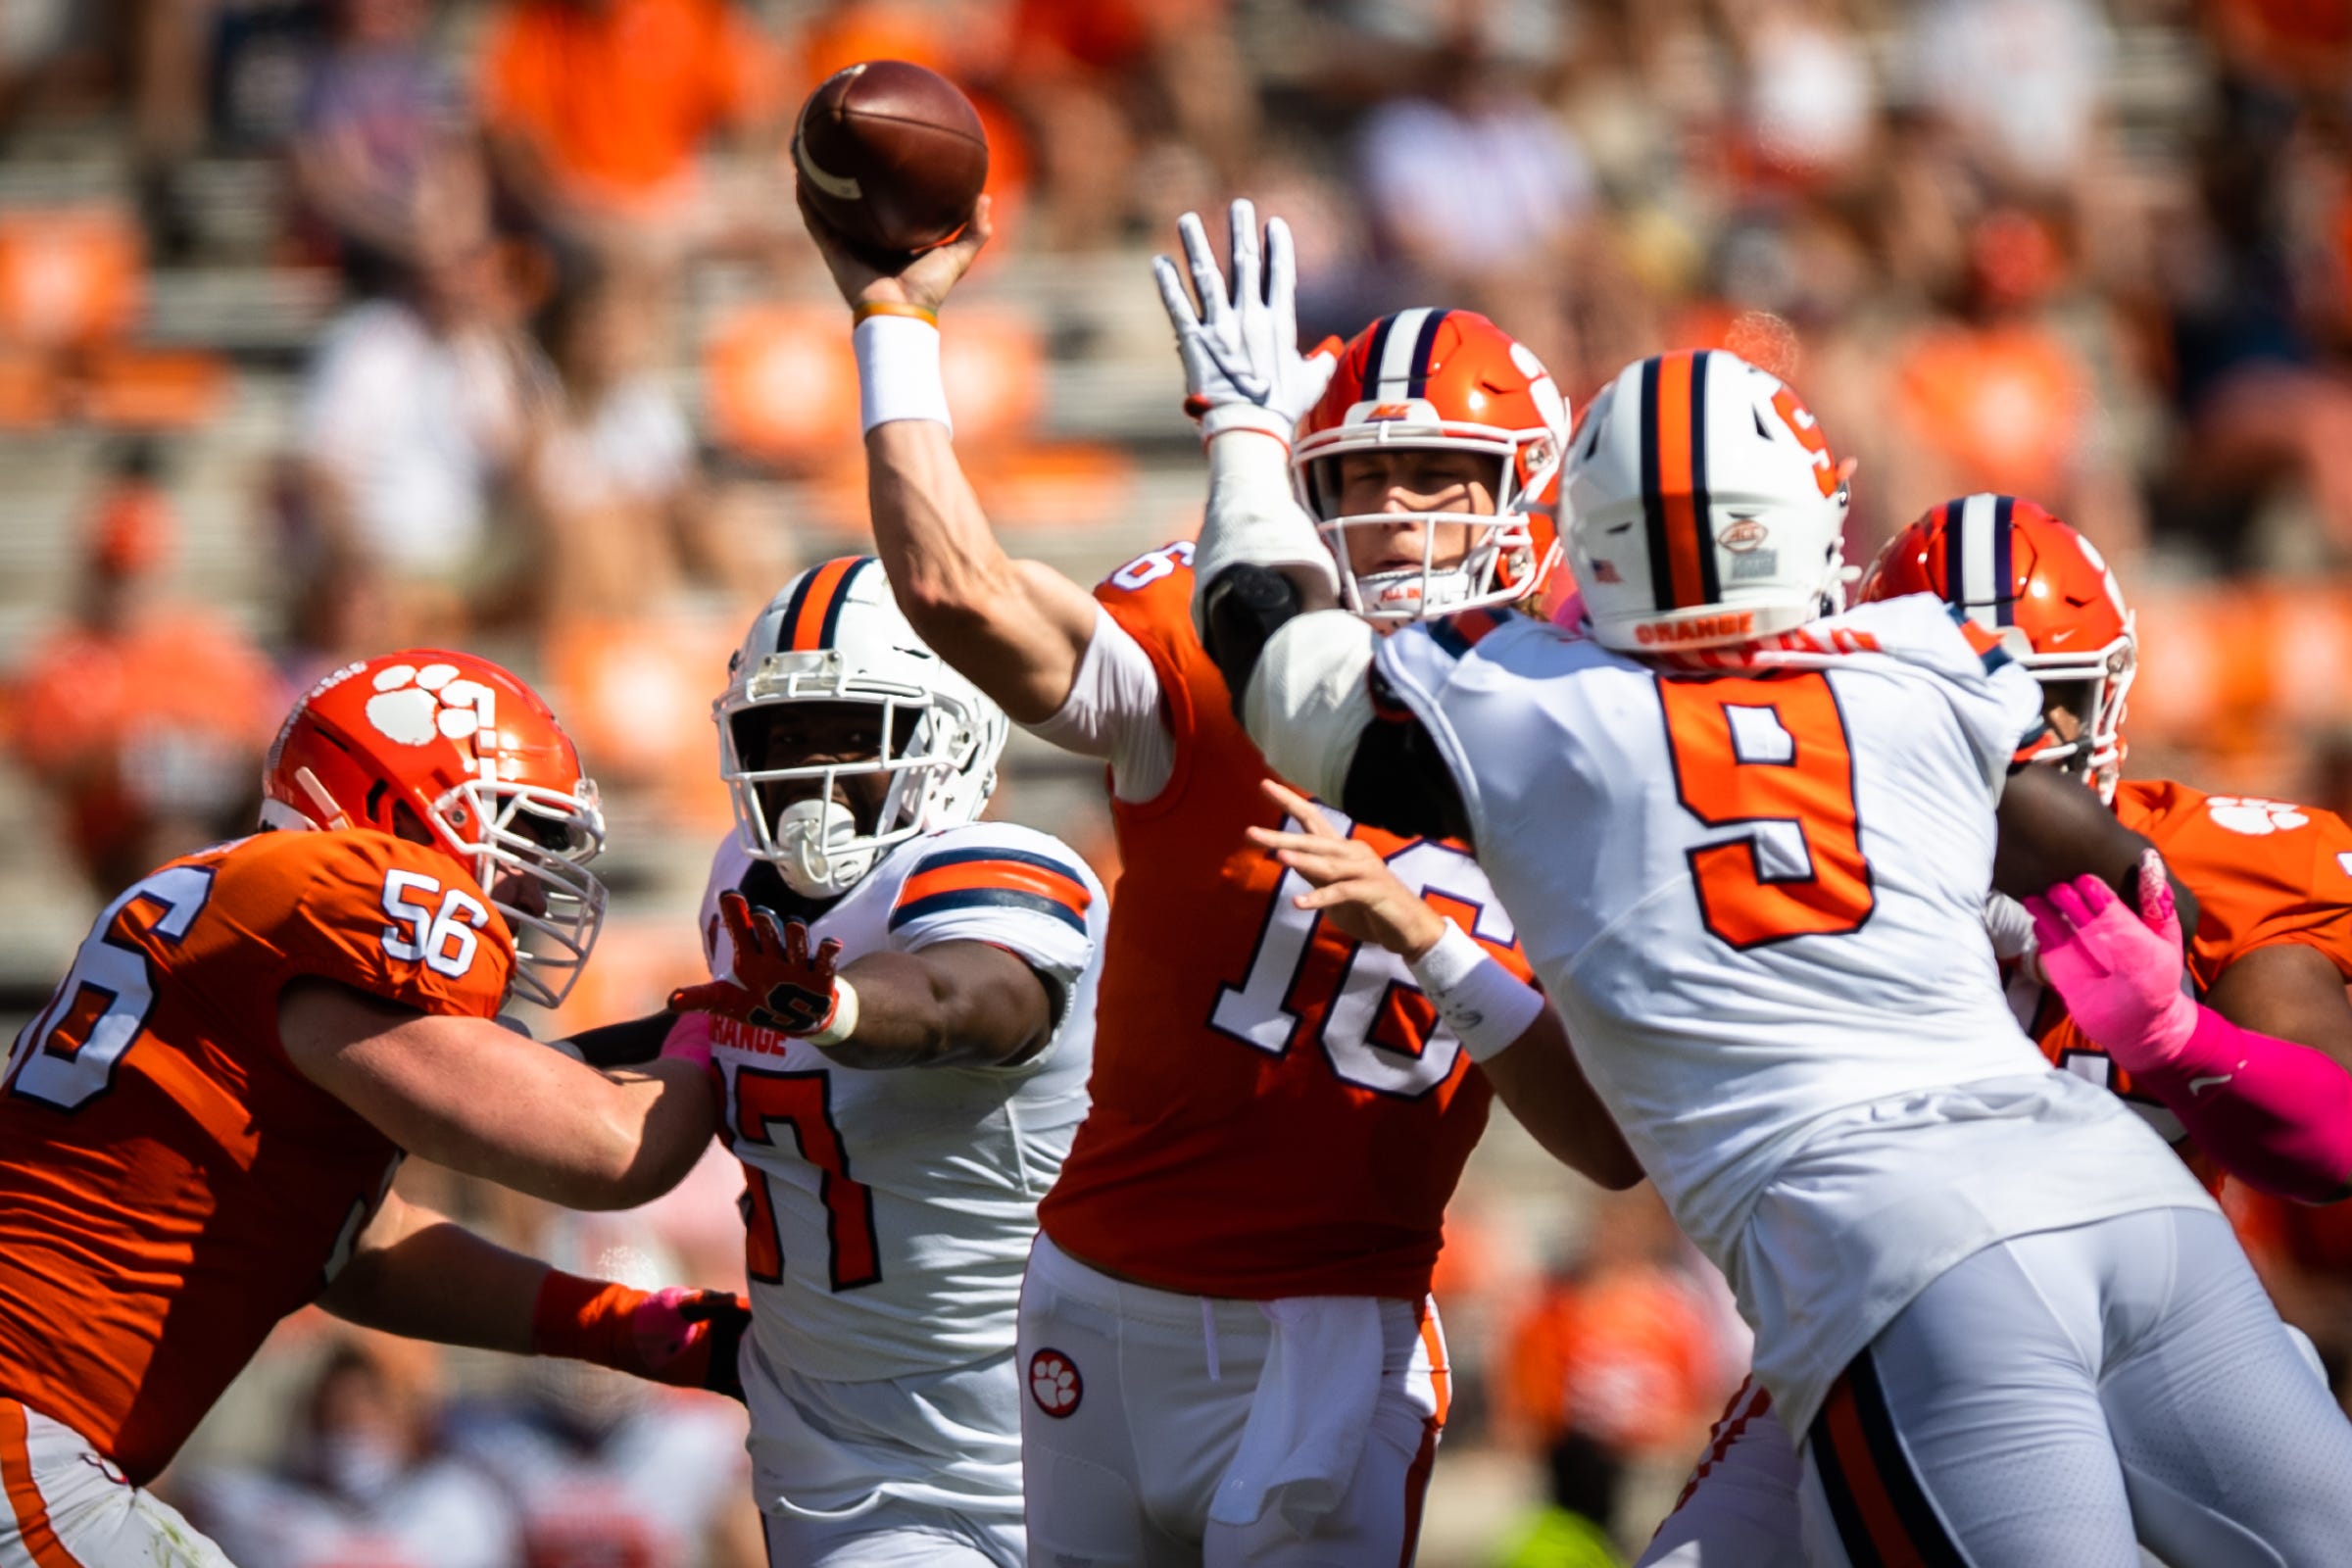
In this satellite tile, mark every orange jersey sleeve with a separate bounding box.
[2032,779,2352,1190]
[2117,780,2352,987]
[1040,544,1519,1300]
[0,831,509,1481]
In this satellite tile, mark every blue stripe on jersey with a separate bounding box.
[889,887,1088,934]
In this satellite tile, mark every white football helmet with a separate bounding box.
[1565,350,1851,654]
[716,557,1007,899]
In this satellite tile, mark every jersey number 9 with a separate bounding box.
[1660,671,1875,949]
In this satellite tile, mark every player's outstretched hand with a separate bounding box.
[667,891,847,1038]
[629,1286,751,1402]
[798,180,993,319]
[2026,849,2199,1072]
[1247,779,1450,957]
[1153,197,1341,445]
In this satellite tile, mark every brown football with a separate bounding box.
[793,61,989,259]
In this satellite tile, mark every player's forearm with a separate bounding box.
[319,1195,544,1352]
[287,993,721,1209]
[2127,1009,2352,1203]
[1481,1013,1645,1190]
[1398,921,1639,1186]
[864,420,1092,723]
[820,946,1050,1070]
[500,1059,721,1209]
[1994,767,2200,934]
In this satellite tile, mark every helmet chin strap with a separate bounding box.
[773,798,876,900]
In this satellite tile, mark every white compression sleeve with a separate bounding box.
[1190,429,1339,642]
[1242,610,1377,802]
[1028,605,1177,803]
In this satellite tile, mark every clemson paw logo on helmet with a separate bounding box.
[2206,797,2308,836]
[1029,1348,1082,1417]
[366,662,498,751]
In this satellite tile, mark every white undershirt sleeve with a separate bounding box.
[1027,604,1178,804]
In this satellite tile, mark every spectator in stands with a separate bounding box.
[1874,205,2145,555]
[1353,28,1591,350]
[289,0,472,291]
[186,1333,519,1568]
[8,441,276,897]
[1905,0,2115,194]
[273,544,395,710]
[514,258,721,621]
[2156,106,2352,569]
[291,188,531,640]
[1497,1189,1730,1546]
[996,0,1254,249]
[476,0,778,263]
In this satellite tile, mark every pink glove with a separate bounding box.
[2024,850,2198,1073]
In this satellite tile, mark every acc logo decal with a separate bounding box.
[1718,517,1768,553]
[367,662,498,751]
[1029,1348,1082,1418]
[2205,797,2308,836]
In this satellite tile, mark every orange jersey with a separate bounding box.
[1038,544,1529,1300]
[0,830,514,1482]
[2027,779,2352,1180]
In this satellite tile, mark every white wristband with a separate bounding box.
[806,977,860,1048]
[1408,922,1544,1062]
[853,317,953,436]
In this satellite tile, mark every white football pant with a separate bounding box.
[0,1401,235,1568]
[1643,1207,2352,1567]
[1017,1235,1446,1568]
[761,1502,1023,1567]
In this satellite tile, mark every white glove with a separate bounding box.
[1154,198,1341,447]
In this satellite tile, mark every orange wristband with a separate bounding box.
[852,300,938,327]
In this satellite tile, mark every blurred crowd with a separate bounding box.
[3,0,2352,1561]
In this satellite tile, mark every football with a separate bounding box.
[793,60,989,260]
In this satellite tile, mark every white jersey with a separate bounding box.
[1376,593,2215,1434]
[701,819,1102,1388]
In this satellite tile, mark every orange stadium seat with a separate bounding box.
[79,348,231,429]
[543,612,740,828]
[2126,582,2352,783]
[1893,322,2086,503]
[705,303,858,466]
[706,301,1047,463]
[0,208,143,351]
[0,347,62,428]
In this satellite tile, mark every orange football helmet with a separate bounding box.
[263,650,608,1008]
[1293,308,1567,621]
[1858,494,2135,801]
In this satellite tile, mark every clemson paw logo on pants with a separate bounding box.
[1030,1348,1082,1417]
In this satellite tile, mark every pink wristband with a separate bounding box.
[661,1010,715,1069]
